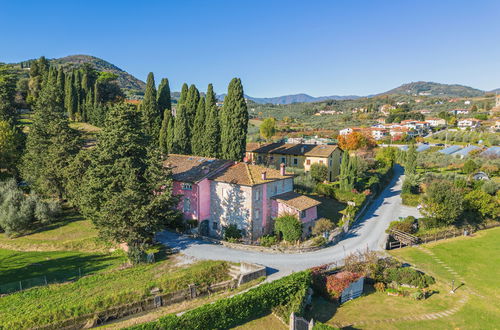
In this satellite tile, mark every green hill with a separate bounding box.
[51,55,145,94]
[381,81,484,97]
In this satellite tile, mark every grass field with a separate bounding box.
[0,259,230,329]
[0,248,125,284]
[312,196,346,224]
[0,208,110,252]
[305,227,500,329]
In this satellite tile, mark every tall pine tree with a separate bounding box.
[220,78,248,161]
[178,83,189,105]
[185,84,199,129]
[172,103,191,154]
[140,72,160,143]
[159,109,173,154]
[204,84,220,158]
[20,79,81,198]
[78,104,179,261]
[157,78,171,113]
[191,97,206,156]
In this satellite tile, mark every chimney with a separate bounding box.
[300,146,305,154]
[202,166,209,175]
[280,163,286,176]
[261,171,267,180]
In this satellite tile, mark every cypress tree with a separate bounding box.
[185,84,199,128]
[159,109,173,154]
[141,72,161,143]
[178,83,189,105]
[172,104,191,154]
[56,67,65,109]
[204,84,220,158]
[219,78,248,161]
[167,115,175,154]
[405,143,417,175]
[191,97,206,156]
[157,78,171,113]
[20,80,81,199]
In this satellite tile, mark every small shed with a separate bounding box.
[340,277,365,304]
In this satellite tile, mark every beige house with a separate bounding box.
[246,142,343,181]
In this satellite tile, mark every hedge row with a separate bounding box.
[128,271,312,330]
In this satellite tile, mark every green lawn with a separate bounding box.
[0,259,230,329]
[0,249,125,284]
[0,208,110,252]
[305,227,500,329]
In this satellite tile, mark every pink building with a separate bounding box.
[165,154,321,240]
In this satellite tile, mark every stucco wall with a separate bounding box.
[210,181,252,238]
[173,181,199,220]
[198,178,211,221]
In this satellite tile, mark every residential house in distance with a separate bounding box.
[165,155,321,240]
[457,118,481,130]
[425,117,446,127]
[449,109,470,116]
[246,142,342,181]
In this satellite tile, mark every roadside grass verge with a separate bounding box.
[0,259,230,329]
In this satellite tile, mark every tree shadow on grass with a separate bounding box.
[0,252,120,284]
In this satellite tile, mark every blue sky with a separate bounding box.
[1,0,499,97]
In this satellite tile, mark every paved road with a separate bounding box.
[157,165,420,279]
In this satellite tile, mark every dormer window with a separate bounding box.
[182,183,193,190]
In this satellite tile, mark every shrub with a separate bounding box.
[312,218,335,236]
[386,216,416,234]
[130,271,312,330]
[412,290,425,300]
[383,267,435,288]
[259,235,278,247]
[223,224,242,241]
[313,322,339,330]
[275,213,302,242]
[325,271,362,299]
[310,236,327,247]
[310,163,329,182]
[314,183,335,197]
[401,193,420,206]
[0,179,61,236]
[374,282,386,292]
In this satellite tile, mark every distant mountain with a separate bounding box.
[217,93,360,104]
[380,81,484,98]
[490,88,500,93]
[50,55,146,92]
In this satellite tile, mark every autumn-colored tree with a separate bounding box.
[337,131,376,151]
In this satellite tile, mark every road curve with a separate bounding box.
[157,165,420,279]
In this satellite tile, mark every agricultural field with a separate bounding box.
[0,257,230,329]
[304,227,500,329]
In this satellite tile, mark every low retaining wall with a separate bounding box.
[238,262,267,286]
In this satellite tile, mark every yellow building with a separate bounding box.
[246,142,343,181]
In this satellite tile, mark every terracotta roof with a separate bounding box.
[249,142,339,158]
[164,154,231,183]
[246,142,262,152]
[272,191,321,211]
[209,163,293,186]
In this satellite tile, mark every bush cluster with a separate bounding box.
[223,224,242,241]
[258,235,278,247]
[0,179,61,237]
[383,267,435,288]
[274,213,302,242]
[130,271,312,330]
[386,216,416,234]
